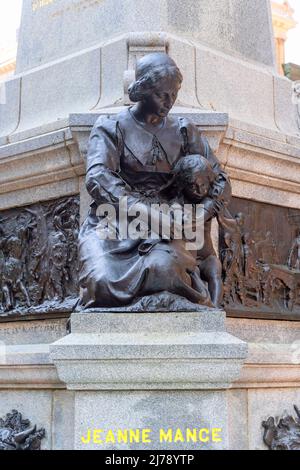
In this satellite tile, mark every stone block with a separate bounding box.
[0,177,79,211]
[50,309,247,449]
[52,390,75,450]
[227,389,249,450]
[74,390,228,450]
[17,48,101,133]
[0,77,21,142]
[96,37,128,109]
[274,75,300,136]
[51,310,247,390]
[0,319,68,346]
[71,310,226,334]
[17,0,275,73]
[226,318,300,346]
[0,344,62,390]
[195,46,275,130]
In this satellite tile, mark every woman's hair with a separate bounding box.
[128,65,183,102]
[173,154,216,188]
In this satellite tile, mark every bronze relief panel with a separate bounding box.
[220,197,300,320]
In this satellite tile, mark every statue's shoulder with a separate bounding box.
[167,114,202,138]
[93,114,118,132]
[163,114,199,136]
[170,115,206,156]
[93,109,135,134]
[90,114,120,144]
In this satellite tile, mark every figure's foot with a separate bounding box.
[189,271,212,305]
[4,304,12,312]
[199,297,214,308]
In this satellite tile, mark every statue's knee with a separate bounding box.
[145,250,175,275]
[214,259,222,277]
[208,256,222,276]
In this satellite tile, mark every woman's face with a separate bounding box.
[145,76,181,118]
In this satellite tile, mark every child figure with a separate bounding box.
[2,235,31,311]
[173,154,225,307]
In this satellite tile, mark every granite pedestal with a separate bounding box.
[50,309,247,450]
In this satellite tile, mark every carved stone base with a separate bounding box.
[50,309,247,449]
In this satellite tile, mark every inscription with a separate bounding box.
[0,322,65,336]
[51,0,104,17]
[32,0,104,15]
[32,0,56,11]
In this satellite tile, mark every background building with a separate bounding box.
[271,0,297,74]
[0,38,17,83]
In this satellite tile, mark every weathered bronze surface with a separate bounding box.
[262,405,300,450]
[220,198,300,320]
[78,53,231,310]
[0,196,79,319]
[0,410,45,450]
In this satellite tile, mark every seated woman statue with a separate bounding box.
[78,52,231,309]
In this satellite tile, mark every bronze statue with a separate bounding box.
[0,410,45,451]
[219,212,247,305]
[78,53,231,310]
[288,229,300,271]
[262,405,300,450]
[1,234,31,311]
[172,154,224,307]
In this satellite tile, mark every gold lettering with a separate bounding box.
[117,429,128,443]
[212,428,222,442]
[199,429,210,442]
[186,428,197,442]
[93,429,103,444]
[81,429,91,444]
[129,429,141,443]
[105,430,116,444]
[142,429,152,443]
[32,0,56,12]
[160,428,173,442]
[174,428,185,443]
[32,0,104,14]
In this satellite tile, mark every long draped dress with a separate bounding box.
[78,108,231,308]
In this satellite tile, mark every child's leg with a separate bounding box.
[199,254,223,307]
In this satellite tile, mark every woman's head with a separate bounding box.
[173,154,216,202]
[128,53,183,118]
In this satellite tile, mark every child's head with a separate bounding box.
[173,154,216,202]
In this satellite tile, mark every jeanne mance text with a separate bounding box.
[81,427,223,445]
